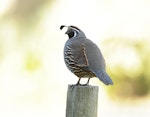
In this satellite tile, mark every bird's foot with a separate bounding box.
[81,83,89,86]
[70,83,82,91]
[70,83,90,92]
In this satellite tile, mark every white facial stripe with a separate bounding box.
[67,27,79,38]
[72,27,80,33]
[73,31,77,38]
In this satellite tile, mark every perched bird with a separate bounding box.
[60,25,113,86]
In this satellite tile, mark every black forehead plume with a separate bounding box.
[60,25,81,31]
[60,25,66,30]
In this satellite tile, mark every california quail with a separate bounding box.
[60,25,113,86]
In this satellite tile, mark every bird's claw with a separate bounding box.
[70,83,89,92]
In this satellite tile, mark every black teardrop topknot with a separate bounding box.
[60,25,66,30]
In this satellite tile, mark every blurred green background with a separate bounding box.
[0,0,150,117]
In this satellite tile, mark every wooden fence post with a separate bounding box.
[66,85,99,117]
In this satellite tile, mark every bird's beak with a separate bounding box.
[61,25,73,34]
[65,28,71,34]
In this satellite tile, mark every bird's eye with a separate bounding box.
[68,31,76,38]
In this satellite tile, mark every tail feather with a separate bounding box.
[95,71,113,85]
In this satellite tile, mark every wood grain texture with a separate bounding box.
[66,85,99,117]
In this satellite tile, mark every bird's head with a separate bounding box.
[60,25,86,38]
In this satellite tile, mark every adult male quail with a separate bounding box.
[60,25,113,86]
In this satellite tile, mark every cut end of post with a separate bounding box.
[66,85,99,117]
[68,85,99,92]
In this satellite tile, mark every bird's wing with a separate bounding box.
[84,39,106,70]
[72,43,89,67]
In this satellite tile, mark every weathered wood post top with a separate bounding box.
[66,85,99,117]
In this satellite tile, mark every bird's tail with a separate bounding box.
[95,71,113,85]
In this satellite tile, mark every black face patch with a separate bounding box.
[68,31,75,38]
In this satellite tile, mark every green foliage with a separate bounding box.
[1,0,54,42]
[104,39,150,101]
[24,52,42,72]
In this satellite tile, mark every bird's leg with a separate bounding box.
[76,78,81,85]
[83,78,90,86]
[86,78,90,85]
[70,78,81,91]
[71,78,81,86]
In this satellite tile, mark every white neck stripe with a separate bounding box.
[72,27,80,33]
[73,30,77,38]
